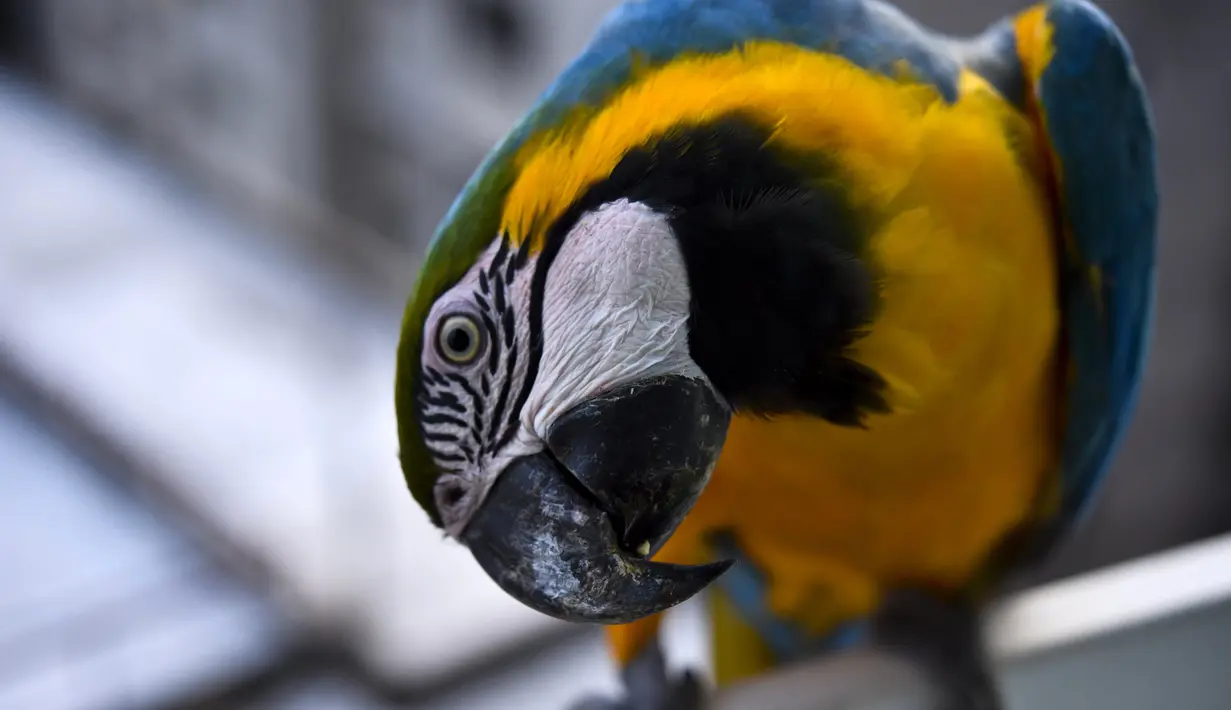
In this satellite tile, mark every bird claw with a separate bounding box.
[567,640,708,710]
[869,589,1003,710]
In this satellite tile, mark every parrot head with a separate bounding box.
[395,40,892,625]
[400,189,737,624]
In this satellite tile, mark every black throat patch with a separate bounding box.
[550,113,890,426]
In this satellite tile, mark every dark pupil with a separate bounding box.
[446,326,472,355]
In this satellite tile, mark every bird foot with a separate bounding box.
[568,640,708,710]
[868,589,1004,710]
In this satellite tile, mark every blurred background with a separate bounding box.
[0,1,1228,709]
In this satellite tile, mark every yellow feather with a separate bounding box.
[503,41,939,249]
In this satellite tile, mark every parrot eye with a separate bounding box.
[437,313,485,365]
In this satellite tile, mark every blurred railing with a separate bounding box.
[713,534,1231,710]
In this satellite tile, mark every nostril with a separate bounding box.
[442,483,466,506]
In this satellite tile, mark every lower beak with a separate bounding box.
[461,375,733,624]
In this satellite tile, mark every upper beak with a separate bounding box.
[460,375,734,624]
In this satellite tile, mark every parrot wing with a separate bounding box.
[1017,0,1158,544]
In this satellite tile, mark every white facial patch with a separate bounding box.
[523,199,707,436]
[418,198,706,537]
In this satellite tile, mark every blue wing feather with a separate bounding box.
[1031,0,1158,538]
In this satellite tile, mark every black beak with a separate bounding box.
[461,375,733,624]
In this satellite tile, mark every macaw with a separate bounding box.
[393,1,1157,708]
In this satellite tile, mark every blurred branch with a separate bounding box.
[0,344,278,597]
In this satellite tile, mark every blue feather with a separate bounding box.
[1030,0,1158,538]
[531,0,963,131]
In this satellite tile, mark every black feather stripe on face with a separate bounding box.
[414,232,533,487]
